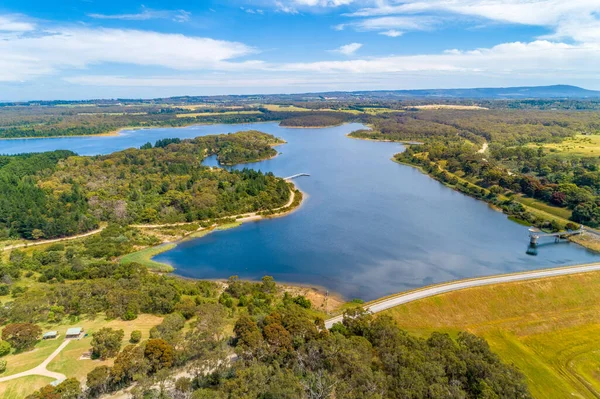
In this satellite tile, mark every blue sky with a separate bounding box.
[0,0,599,100]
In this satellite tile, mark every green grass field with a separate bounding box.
[0,376,54,399]
[515,195,573,220]
[46,314,163,381]
[381,271,600,398]
[120,243,176,272]
[532,134,600,157]
[0,314,163,397]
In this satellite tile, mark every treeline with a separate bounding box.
[0,131,289,240]
[396,135,600,227]
[278,112,352,127]
[0,103,360,138]
[351,109,600,145]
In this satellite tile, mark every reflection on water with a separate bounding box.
[3,122,598,300]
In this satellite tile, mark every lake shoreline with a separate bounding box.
[390,150,600,253]
[128,185,307,273]
[0,120,290,141]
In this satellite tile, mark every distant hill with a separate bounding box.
[352,85,600,99]
[3,85,600,106]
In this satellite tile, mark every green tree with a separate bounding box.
[149,313,185,344]
[91,327,124,360]
[1,323,42,351]
[144,339,174,373]
[86,366,111,397]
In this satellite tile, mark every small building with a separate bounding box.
[65,327,83,339]
[43,331,58,340]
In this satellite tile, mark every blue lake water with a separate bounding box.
[2,122,598,300]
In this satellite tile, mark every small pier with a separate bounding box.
[529,226,584,246]
[284,173,310,181]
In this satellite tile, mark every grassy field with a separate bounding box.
[515,195,573,220]
[120,243,176,272]
[0,314,163,396]
[533,134,600,157]
[46,314,163,381]
[0,376,54,399]
[380,271,600,398]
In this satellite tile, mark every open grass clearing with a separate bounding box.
[381,271,600,398]
[532,134,600,157]
[516,195,573,220]
[0,375,54,399]
[46,314,163,381]
[0,313,163,394]
[120,243,176,272]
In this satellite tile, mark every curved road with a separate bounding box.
[0,340,69,383]
[0,228,105,252]
[325,262,600,329]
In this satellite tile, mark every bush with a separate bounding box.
[130,330,142,344]
[292,296,312,309]
[0,341,11,357]
[0,359,6,373]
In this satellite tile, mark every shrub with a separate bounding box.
[0,359,6,373]
[292,296,312,309]
[130,330,142,344]
[0,341,11,357]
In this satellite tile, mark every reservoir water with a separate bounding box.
[2,122,598,300]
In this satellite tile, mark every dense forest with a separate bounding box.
[350,109,600,229]
[4,96,600,139]
[0,131,289,240]
[278,112,352,127]
[0,105,352,138]
[0,224,529,398]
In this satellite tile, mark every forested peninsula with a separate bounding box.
[0,131,289,241]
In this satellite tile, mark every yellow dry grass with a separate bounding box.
[534,134,600,157]
[382,271,600,398]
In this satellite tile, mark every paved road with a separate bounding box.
[0,339,70,383]
[325,263,600,329]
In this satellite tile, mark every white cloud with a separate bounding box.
[242,8,265,15]
[278,40,600,77]
[0,15,35,32]
[330,42,363,55]
[350,15,435,32]
[380,30,403,37]
[88,8,191,23]
[0,25,259,82]
[275,1,299,14]
[345,0,600,42]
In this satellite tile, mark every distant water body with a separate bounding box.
[2,123,597,300]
